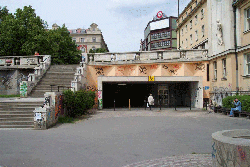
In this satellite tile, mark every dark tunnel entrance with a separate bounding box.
[102,82,191,108]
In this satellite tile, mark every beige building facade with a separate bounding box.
[176,0,250,106]
[54,23,109,53]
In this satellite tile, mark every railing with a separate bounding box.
[20,55,51,97]
[70,53,87,92]
[88,49,208,65]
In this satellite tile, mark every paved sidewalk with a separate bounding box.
[124,154,212,167]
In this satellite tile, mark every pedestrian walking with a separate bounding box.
[148,94,154,110]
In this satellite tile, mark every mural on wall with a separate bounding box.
[194,62,206,71]
[139,66,147,74]
[95,67,104,76]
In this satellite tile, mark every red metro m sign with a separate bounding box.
[157,11,163,18]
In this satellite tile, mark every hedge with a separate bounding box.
[222,95,250,112]
[63,89,96,117]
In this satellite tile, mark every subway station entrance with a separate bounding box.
[98,76,203,109]
[103,82,192,108]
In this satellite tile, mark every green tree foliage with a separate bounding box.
[222,95,250,112]
[63,89,96,118]
[0,6,80,64]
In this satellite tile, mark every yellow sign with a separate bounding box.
[148,76,155,81]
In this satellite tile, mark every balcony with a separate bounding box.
[88,50,208,65]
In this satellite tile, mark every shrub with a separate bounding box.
[222,95,250,112]
[63,89,96,117]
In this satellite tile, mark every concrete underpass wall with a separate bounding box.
[97,76,203,109]
[86,63,207,109]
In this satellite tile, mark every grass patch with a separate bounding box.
[58,116,74,123]
[0,94,20,98]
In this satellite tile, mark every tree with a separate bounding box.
[0,6,80,64]
[46,25,81,64]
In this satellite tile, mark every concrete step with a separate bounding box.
[0,125,34,128]
[0,121,33,125]
[0,114,33,118]
[0,117,33,121]
[0,107,38,111]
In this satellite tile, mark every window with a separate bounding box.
[214,61,217,80]
[202,25,205,37]
[182,41,184,48]
[166,41,170,46]
[222,59,227,78]
[195,30,198,41]
[190,20,192,29]
[201,9,204,19]
[80,38,85,43]
[195,0,198,5]
[245,8,250,31]
[186,25,188,32]
[190,34,193,45]
[186,39,188,48]
[190,6,193,12]
[72,38,76,43]
[158,33,161,38]
[195,15,198,25]
[162,32,165,37]
[92,37,96,42]
[244,53,250,75]
[181,29,183,36]
[165,31,170,37]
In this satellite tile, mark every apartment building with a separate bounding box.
[56,23,109,53]
[177,0,250,105]
[140,11,177,51]
[176,0,208,50]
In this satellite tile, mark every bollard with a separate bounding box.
[160,99,162,110]
[144,100,147,110]
[190,97,192,110]
[129,99,131,111]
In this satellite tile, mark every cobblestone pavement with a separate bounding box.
[124,154,212,167]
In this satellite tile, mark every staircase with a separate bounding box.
[0,99,44,128]
[29,65,78,97]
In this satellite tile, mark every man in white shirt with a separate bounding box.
[148,94,154,110]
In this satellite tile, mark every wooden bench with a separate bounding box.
[221,108,230,115]
[233,110,249,117]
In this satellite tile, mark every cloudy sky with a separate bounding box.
[2,0,190,52]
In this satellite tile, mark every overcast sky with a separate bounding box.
[2,0,190,52]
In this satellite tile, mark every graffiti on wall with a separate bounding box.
[86,85,97,91]
[116,66,125,76]
[95,67,104,76]
[168,64,180,75]
[20,81,28,97]
[212,142,216,159]
[55,95,63,119]
[194,63,205,71]
[237,146,246,161]
[163,65,168,70]
[99,99,103,109]
[150,64,158,70]
[139,66,147,74]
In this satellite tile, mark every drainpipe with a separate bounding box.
[233,3,239,94]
